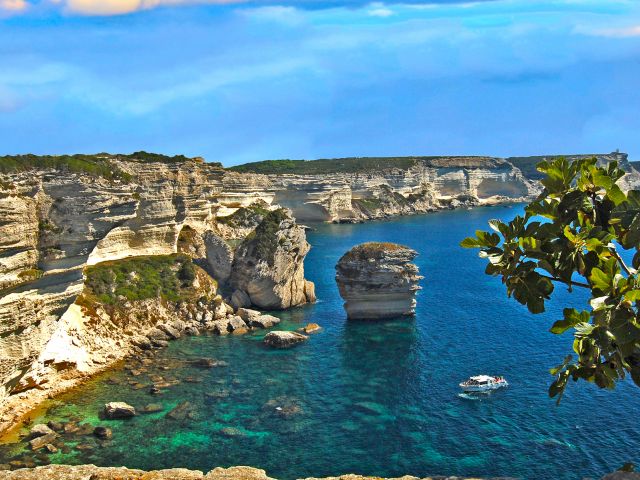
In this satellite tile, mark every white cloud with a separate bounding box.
[237,5,305,25]
[368,2,394,18]
[60,0,245,16]
[576,24,640,38]
[0,0,27,13]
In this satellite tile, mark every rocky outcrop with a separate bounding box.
[0,465,275,480]
[263,331,308,348]
[203,231,234,284]
[336,243,422,320]
[230,209,315,310]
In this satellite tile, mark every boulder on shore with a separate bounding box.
[335,242,422,320]
[263,331,308,349]
[237,308,281,328]
[103,402,136,419]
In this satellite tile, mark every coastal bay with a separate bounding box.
[1,205,638,479]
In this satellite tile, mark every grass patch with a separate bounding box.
[354,197,384,212]
[84,254,197,305]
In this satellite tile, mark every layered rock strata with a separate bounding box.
[336,243,422,319]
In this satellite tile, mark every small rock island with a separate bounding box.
[335,242,422,319]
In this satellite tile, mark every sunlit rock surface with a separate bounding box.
[336,242,422,320]
[230,209,315,310]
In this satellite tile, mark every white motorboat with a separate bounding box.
[459,375,508,392]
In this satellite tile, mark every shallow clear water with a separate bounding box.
[2,205,639,479]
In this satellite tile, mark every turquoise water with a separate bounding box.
[2,205,639,478]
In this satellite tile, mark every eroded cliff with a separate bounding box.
[0,155,314,431]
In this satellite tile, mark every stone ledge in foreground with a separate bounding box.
[0,465,638,480]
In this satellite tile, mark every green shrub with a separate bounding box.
[84,254,196,305]
[218,203,270,228]
[244,209,289,266]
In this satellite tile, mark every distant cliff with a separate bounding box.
[229,151,638,223]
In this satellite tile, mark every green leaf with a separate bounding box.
[550,309,590,334]
[460,237,482,248]
[589,267,611,292]
[607,184,626,206]
[549,354,573,375]
[624,290,640,302]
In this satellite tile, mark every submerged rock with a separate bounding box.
[166,401,197,421]
[28,433,57,451]
[103,402,136,419]
[140,403,164,414]
[237,308,281,328]
[28,424,55,439]
[298,323,322,334]
[93,426,112,439]
[191,358,220,369]
[335,242,422,320]
[263,331,308,349]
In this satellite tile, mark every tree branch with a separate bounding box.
[609,246,634,277]
[538,274,591,289]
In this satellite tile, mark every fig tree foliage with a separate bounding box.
[462,157,640,402]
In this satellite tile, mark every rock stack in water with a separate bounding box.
[335,242,422,319]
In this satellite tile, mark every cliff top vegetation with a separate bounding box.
[341,242,415,261]
[228,157,432,174]
[0,151,218,181]
[229,153,627,176]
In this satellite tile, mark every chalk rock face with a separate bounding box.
[230,209,315,310]
[203,232,234,284]
[335,242,422,320]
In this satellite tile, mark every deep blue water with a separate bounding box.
[1,204,639,479]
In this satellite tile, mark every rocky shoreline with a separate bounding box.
[0,464,636,479]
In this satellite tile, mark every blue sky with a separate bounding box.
[1,0,639,166]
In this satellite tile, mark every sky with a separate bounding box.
[0,0,639,166]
